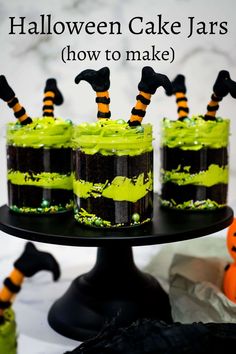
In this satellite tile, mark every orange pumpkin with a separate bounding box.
[226,218,236,261]
[223,262,236,303]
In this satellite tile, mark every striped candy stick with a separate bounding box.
[204,70,230,121]
[128,66,172,126]
[0,75,32,125]
[0,242,60,323]
[43,78,64,117]
[75,67,111,120]
[168,74,189,120]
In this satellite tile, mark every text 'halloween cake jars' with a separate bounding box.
[160,71,236,210]
[72,66,172,227]
[0,76,74,214]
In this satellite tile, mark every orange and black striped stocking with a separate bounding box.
[129,91,151,125]
[175,92,189,120]
[7,96,32,124]
[204,93,222,121]
[42,78,63,117]
[0,268,24,321]
[43,91,55,117]
[96,91,111,119]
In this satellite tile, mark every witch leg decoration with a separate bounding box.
[0,242,60,323]
[168,74,189,120]
[0,75,32,125]
[75,67,111,119]
[128,66,172,126]
[43,78,64,117]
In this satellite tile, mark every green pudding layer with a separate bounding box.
[161,164,228,187]
[8,170,73,190]
[7,117,73,148]
[0,308,17,354]
[161,116,230,150]
[72,119,153,156]
[73,172,153,202]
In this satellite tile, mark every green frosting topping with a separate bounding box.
[6,117,73,148]
[160,198,225,210]
[161,164,228,187]
[73,172,153,202]
[0,308,17,354]
[72,119,153,156]
[161,116,230,150]
[8,170,73,190]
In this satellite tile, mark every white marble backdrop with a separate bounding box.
[0,0,236,353]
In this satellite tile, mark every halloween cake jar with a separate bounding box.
[0,76,74,214]
[72,66,172,227]
[160,71,236,210]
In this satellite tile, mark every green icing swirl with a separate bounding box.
[6,117,73,148]
[161,164,228,187]
[73,172,153,202]
[0,308,17,354]
[72,119,153,156]
[8,170,73,190]
[161,116,230,150]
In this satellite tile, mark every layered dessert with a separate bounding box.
[160,116,229,210]
[0,309,17,354]
[7,117,73,213]
[72,119,153,227]
[73,66,171,227]
[0,75,73,214]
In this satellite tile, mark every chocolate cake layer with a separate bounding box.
[76,192,153,225]
[161,147,228,173]
[73,150,153,184]
[7,146,72,174]
[8,183,72,209]
[161,182,227,205]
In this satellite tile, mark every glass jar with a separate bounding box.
[72,119,153,227]
[160,116,230,210]
[6,117,73,214]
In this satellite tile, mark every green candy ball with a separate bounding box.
[135,125,144,133]
[132,213,140,222]
[95,218,102,227]
[41,200,50,208]
[182,117,191,123]
[116,119,126,124]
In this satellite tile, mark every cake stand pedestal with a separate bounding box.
[0,194,233,341]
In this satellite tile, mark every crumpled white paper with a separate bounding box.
[169,254,236,323]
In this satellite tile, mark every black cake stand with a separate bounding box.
[0,194,233,341]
